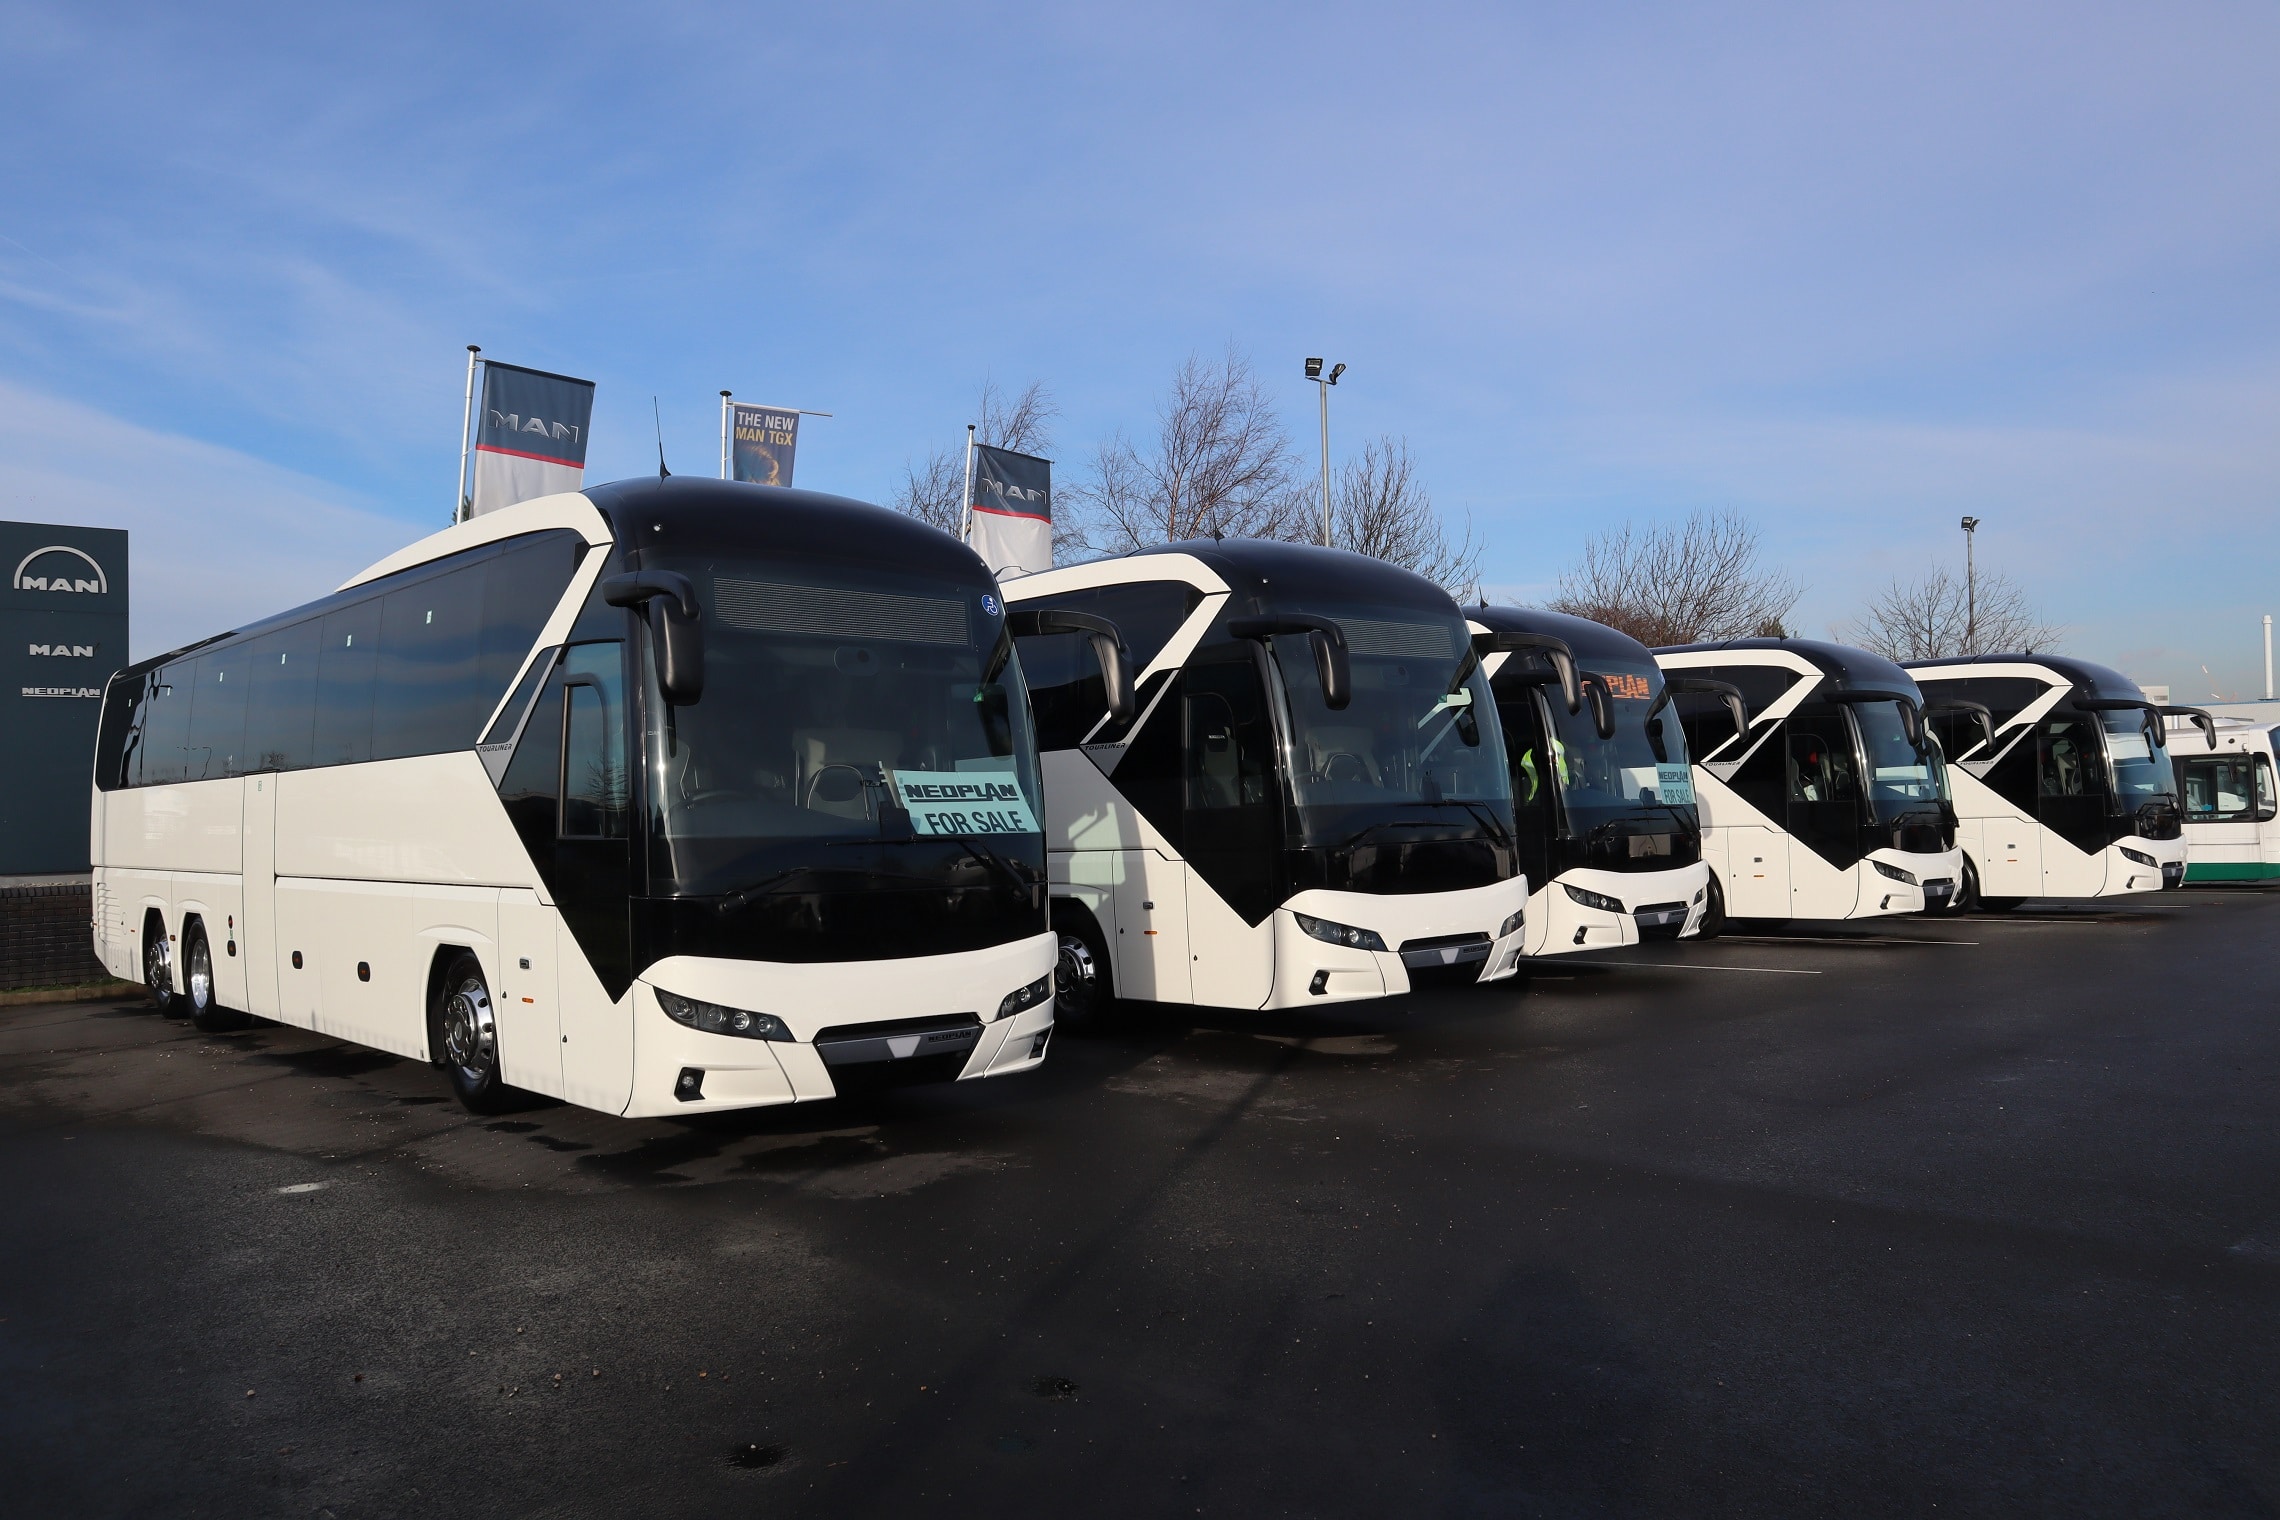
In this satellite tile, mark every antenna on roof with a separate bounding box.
[653,397,670,478]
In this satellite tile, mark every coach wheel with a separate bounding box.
[183,921,251,1032]
[1053,924,1112,1033]
[1693,875,1727,940]
[1948,857,1981,915]
[144,916,180,1015]
[434,951,515,1114]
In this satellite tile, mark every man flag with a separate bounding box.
[469,361,596,516]
[967,442,1052,579]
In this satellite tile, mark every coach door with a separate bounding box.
[242,774,281,1019]
[552,642,634,1110]
[1180,656,1280,1007]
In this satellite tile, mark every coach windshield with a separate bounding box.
[1266,602,1514,849]
[636,555,1044,907]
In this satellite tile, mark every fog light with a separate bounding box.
[675,1067,706,1102]
[1029,1030,1051,1058]
[1562,882,1623,914]
[997,973,1052,1020]
[1871,859,1917,885]
[657,988,792,1041]
[2119,845,2158,868]
[1294,913,1389,952]
[1498,909,1526,938]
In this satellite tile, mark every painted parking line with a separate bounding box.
[1720,934,1980,947]
[1560,960,1823,976]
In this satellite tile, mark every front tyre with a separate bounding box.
[432,951,517,1113]
[1052,926,1113,1033]
[1694,875,1727,941]
[183,921,250,1032]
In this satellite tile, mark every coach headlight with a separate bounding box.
[2118,846,2158,868]
[1561,882,1624,914]
[1870,859,1918,886]
[1294,913,1389,952]
[655,988,792,1042]
[997,973,1053,1020]
[1499,909,1526,938]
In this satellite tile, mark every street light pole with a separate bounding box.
[1960,516,1980,652]
[1305,358,1345,548]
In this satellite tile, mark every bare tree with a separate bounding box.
[892,379,1060,538]
[1066,349,1310,553]
[1549,509,1801,648]
[1331,435,1483,598]
[1850,563,2060,660]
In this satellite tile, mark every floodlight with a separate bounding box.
[1305,357,1323,379]
[1328,362,1346,384]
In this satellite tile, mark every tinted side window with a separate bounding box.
[1017,581,1204,752]
[138,663,193,785]
[372,562,490,761]
[559,644,628,839]
[188,647,251,779]
[1725,718,1788,820]
[245,623,321,772]
[95,671,147,791]
[1672,691,1742,761]
[478,531,584,697]
[312,600,382,767]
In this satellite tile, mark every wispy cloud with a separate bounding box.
[0,379,423,660]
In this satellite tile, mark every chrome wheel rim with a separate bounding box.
[1054,933,1098,1022]
[185,934,212,1013]
[145,930,173,1008]
[440,975,496,1075]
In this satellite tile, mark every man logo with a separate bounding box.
[487,411,582,446]
[29,644,97,657]
[12,545,108,595]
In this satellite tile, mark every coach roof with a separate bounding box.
[1656,636,1924,699]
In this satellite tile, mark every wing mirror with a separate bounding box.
[1228,615,1351,710]
[602,571,704,704]
[1581,675,1617,740]
[1471,629,1581,714]
[1652,676,1749,737]
[1006,608,1136,723]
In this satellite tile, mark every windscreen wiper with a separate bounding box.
[943,831,1038,898]
[714,866,820,915]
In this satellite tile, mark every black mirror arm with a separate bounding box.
[601,570,705,704]
[2160,704,2217,747]
[1473,630,1581,714]
[601,570,698,620]
[1657,676,1749,736]
[1228,614,1351,710]
[1008,608,1137,723]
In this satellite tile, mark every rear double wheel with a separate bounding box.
[432,950,518,1113]
[144,916,178,1015]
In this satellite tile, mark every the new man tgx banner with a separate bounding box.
[968,443,1052,579]
[731,404,800,487]
[470,361,596,516]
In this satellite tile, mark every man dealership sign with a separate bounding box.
[2,520,129,874]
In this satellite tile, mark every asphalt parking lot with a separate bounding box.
[4,890,2278,1519]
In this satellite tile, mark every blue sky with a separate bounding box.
[3,1,2276,694]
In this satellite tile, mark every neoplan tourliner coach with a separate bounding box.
[91,478,1058,1116]
[1005,539,1529,1017]
[1905,654,2202,906]
[1654,639,1964,928]
[1468,607,1723,953]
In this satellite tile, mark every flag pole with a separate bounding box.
[960,424,976,542]
[719,391,732,480]
[455,344,481,523]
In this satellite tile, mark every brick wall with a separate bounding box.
[0,884,112,991]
